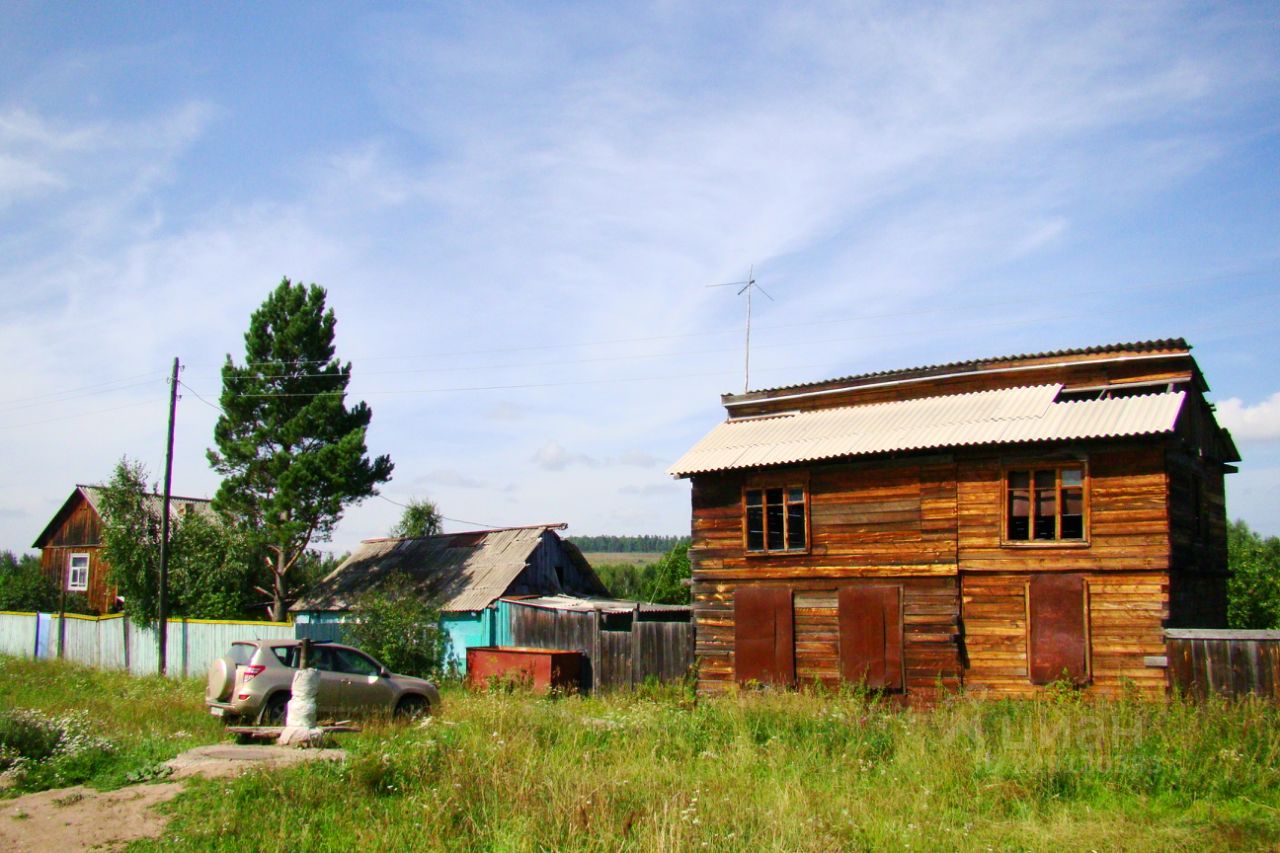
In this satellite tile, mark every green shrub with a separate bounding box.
[0,707,114,790]
[342,573,447,678]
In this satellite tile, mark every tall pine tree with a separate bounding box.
[208,279,393,620]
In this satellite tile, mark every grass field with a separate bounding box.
[4,657,1280,851]
[581,551,665,566]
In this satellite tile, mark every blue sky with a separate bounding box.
[2,1,1279,555]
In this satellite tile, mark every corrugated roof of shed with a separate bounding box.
[292,524,572,613]
[668,385,1186,476]
[502,594,691,615]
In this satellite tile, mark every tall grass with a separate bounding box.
[141,682,1280,852]
[0,656,223,793]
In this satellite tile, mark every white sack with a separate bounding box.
[285,668,319,728]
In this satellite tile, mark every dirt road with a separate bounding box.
[0,744,344,851]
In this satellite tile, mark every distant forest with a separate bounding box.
[568,535,689,553]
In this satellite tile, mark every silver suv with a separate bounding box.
[205,639,440,725]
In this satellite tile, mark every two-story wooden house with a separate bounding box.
[33,485,215,614]
[668,339,1238,699]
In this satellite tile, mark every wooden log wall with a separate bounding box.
[692,577,961,697]
[690,457,964,697]
[1165,629,1280,699]
[961,572,1168,698]
[689,438,1193,699]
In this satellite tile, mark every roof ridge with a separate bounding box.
[728,338,1190,399]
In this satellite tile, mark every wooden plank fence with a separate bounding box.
[1164,629,1280,699]
[505,601,694,691]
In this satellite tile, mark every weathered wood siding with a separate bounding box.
[1165,439,1229,627]
[1165,629,1280,699]
[690,459,964,696]
[38,496,114,613]
[961,571,1168,697]
[953,442,1172,697]
[505,602,694,691]
[691,439,1188,698]
[956,443,1170,573]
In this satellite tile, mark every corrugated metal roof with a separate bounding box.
[292,525,596,614]
[668,385,1186,476]
[33,485,216,548]
[77,485,216,522]
[502,594,691,615]
[729,338,1189,398]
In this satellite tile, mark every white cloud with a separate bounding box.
[531,440,599,471]
[1217,393,1280,442]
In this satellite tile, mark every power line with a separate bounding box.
[376,494,497,530]
[178,381,225,415]
[0,397,164,431]
[183,263,1277,371]
[0,373,166,409]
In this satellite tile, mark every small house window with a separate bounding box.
[1005,465,1085,543]
[67,553,89,592]
[745,486,807,553]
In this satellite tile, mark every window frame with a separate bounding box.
[1001,461,1090,547]
[67,553,90,592]
[742,474,811,556]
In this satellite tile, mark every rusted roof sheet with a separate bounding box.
[668,385,1186,476]
[293,525,574,613]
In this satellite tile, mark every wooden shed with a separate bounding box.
[32,485,214,614]
[668,339,1239,699]
[292,524,611,673]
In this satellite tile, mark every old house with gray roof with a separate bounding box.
[292,523,610,672]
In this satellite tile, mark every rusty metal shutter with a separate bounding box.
[838,585,903,690]
[1028,574,1088,685]
[734,586,795,686]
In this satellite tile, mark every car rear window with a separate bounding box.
[227,643,256,665]
[271,646,300,668]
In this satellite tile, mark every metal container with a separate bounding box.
[466,646,582,693]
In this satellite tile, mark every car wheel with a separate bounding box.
[260,692,291,726]
[394,695,429,720]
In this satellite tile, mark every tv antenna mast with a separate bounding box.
[708,265,774,393]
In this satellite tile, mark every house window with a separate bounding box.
[67,553,89,592]
[745,486,807,553]
[1004,465,1085,542]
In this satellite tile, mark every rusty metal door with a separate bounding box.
[838,585,903,690]
[1028,574,1088,685]
[734,586,795,686]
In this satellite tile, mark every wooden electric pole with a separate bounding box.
[157,357,180,676]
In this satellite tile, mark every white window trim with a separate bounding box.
[67,553,90,592]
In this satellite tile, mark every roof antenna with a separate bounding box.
[708,265,774,393]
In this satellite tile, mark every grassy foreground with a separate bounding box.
[4,658,1280,851]
[0,656,223,792]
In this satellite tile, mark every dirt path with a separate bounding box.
[0,744,344,851]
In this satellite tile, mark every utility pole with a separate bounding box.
[157,357,180,676]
